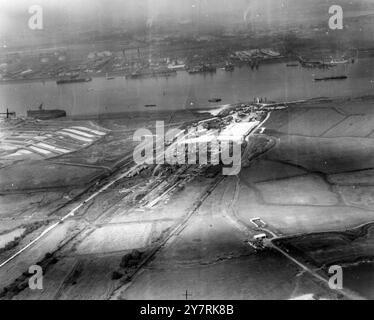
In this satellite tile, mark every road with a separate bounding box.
[227,175,366,300]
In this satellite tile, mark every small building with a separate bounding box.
[253,233,267,240]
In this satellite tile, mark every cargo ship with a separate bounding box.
[188,65,216,74]
[27,109,66,120]
[208,98,222,103]
[126,69,176,79]
[314,75,347,81]
[56,77,92,85]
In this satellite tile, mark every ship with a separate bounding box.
[56,77,92,85]
[208,98,222,103]
[298,56,335,69]
[27,109,66,120]
[314,75,347,81]
[260,48,281,57]
[188,64,216,74]
[126,69,176,79]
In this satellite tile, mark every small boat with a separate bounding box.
[208,98,222,103]
[314,75,347,81]
[56,77,92,85]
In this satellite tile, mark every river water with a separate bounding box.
[1,57,374,117]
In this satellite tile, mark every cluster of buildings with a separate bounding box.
[232,48,281,62]
[163,105,267,168]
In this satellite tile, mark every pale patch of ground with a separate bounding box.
[0,161,104,191]
[266,135,374,173]
[276,108,345,137]
[0,228,25,249]
[108,178,211,223]
[328,169,374,185]
[336,185,374,210]
[55,255,122,300]
[155,215,251,266]
[76,224,153,255]
[255,174,339,206]
[234,183,374,235]
[147,221,175,244]
[265,108,309,132]
[336,101,374,115]
[323,115,374,138]
[0,220,29,234]
[239,159,307,184]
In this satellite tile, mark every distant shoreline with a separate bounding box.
[0,57,290,86]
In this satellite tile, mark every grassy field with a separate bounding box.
[235,97,374,236]
[118,177,336,300]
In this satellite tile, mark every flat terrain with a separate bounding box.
[1,97,374,299]
[116,177,335,300]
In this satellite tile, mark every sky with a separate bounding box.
[1,0,373,44]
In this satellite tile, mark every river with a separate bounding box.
[1,57,374,117]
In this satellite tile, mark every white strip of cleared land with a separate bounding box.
[36,143,70,153]
[57,131,92,142]
[62,128,95,138]
[71,126,106,136]
[29,146,52,154]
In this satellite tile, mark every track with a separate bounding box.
[110,175,225,299]
[0,158,134,269]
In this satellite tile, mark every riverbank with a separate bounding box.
[2,56,374,118]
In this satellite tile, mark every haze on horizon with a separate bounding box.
[1,0,373,47]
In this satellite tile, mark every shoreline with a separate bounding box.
[2,47,374,86]
[2,94,374,122]
[0,57,290,86]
